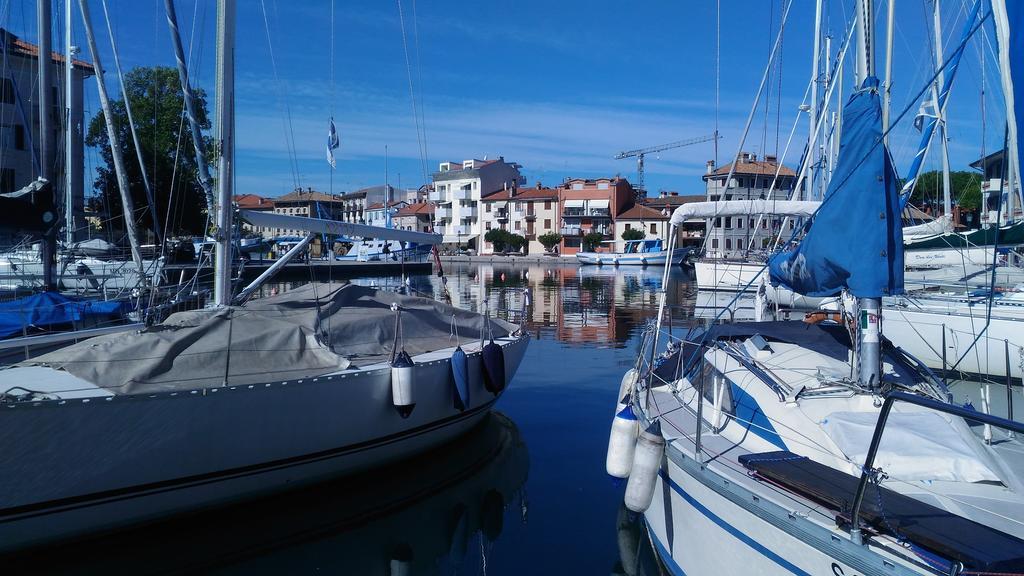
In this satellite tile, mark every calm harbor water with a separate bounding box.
[9,262,1015,575]
[12,262,691,575]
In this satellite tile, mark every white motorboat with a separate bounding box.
[576,239,688,266]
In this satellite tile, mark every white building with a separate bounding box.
[365,200,407,228]
[703,153,796,258]
[612,204,670,252]
[430,157,524,249]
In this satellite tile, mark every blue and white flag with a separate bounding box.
[326,117,340,168]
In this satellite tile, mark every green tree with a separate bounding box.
[621,227,645,241]
[910,170,982,212]
[582,231,605,251]
[485,228,511,252]
[86,66,214,237]
[507,233,527,253]
[537,232,562,252]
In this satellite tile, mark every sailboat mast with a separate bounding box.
[213,0,236,307]
[932,1,953,220]
[881,0,894,141]
[856,0,882,391]
[64,0,74,246]
[807,0,822,201]
[38,0,56,290]
[78,0,147,279]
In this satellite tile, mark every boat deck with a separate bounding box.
[644,385,1024,573]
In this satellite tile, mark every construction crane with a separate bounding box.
[614,133,720,194]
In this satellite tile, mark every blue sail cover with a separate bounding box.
[0,292,129,338]
[769,77,904,298]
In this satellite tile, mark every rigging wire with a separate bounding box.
[396,0,427,184]
[259,0,301,191]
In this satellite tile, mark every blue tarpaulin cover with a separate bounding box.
[769,77,904,298]
[0,292,129,338]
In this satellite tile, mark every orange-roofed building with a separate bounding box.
[0,29,95,240]
[394,201,435,232]
[702,152,797,258]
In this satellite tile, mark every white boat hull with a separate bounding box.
[645,449,918,576]
[883,305,1023,380]
[576,249,687,267]
[904,246,998,268]
[693,259,765,291]
[0,334,528,551]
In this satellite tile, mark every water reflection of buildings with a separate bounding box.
[441,264,692,348]
[267,262,694,348]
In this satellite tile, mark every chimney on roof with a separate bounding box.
[670,191,678,196]
[660,190,667,198]
[535,180,542,189]
[765,154,777,163]
[706,160,715,174]
[740,152,754,162]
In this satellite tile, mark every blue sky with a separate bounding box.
[4,0,1009,199]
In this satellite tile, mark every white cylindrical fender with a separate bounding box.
[616,369,639,413]
[391,350,415,418]
[606,404,639,478]
[640,257,647,267]
[624,421,665,513]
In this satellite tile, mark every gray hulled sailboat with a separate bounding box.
[0,0,528,552]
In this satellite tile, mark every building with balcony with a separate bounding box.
[334,184,398,225]
[478,184,560,254]
[702,152,796,258]
[558,177,635,255]
[365,200,407,228]
[0,29,94,241]
[970,150,1021,227]
[394,201,435,232]
[430,157,524,248]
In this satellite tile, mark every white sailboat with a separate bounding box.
[610,4,1024,573]
[0,0,529,552]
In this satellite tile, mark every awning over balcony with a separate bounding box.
[589,199,609,209]
[564,199,585,208]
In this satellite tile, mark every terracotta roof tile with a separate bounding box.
[4,32,95,70]
[395,203,435,217]
[706,160,796,178]
[617,204,668,220]
[481,187,559,201]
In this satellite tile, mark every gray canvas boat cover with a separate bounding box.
[18,283,515,395]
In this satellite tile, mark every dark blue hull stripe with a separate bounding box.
[656,470,812,576]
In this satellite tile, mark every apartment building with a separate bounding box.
[970,150,1021,227]
[612,204,669,252]
[478,184,560,254]
[643,192,706,249]
[558,177,635,255]
[703,152,796,258]
[394,201,435,232]
[365,200,407,228]
[430,157,524,249]
[234,194,275,235]
[268,188,344,237]
[0,29,94,240]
